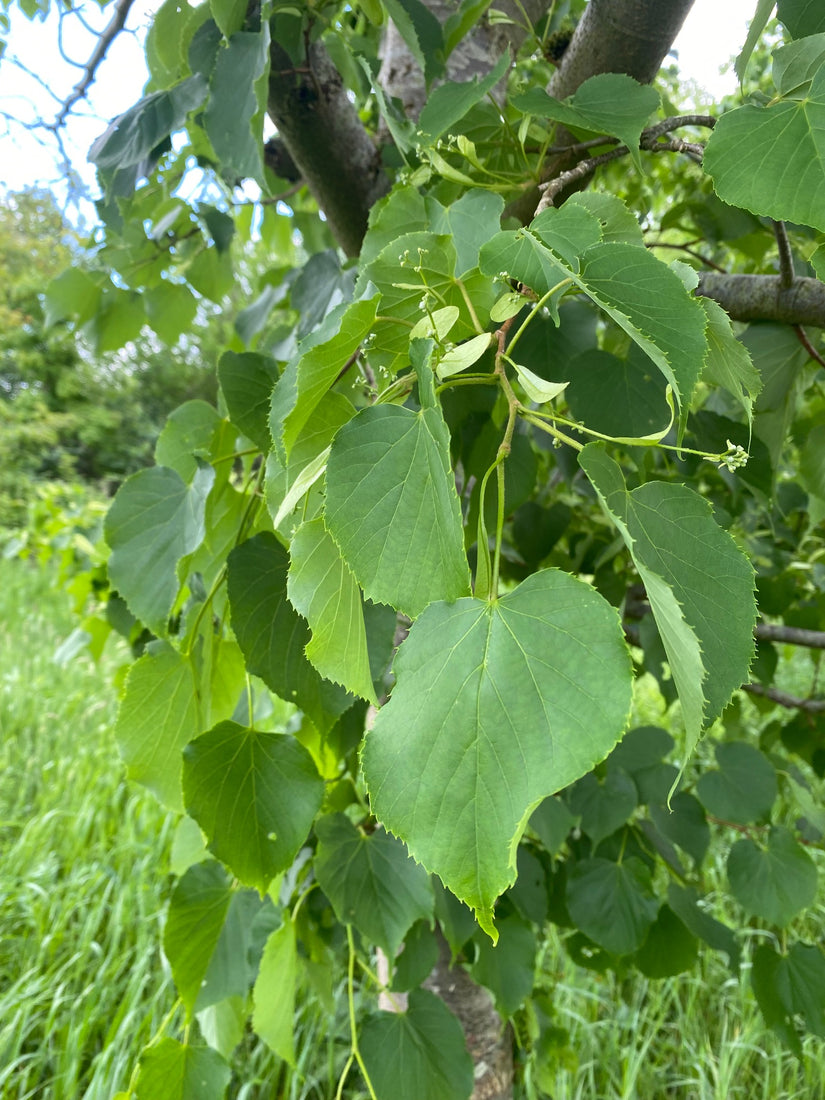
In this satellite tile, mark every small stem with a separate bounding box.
[346,926,378,1100]
[506,279,572,358]
[795,325,825,368]
[455,276,484,333]
[491,460,506,597]
[436,372,499,394]
[521,410,584,451]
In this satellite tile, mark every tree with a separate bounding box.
[10,0,825,1095]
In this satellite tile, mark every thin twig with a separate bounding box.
[537,146,629,213]
[772,219,795,289]
[52,0,138,130]
[756,623,825,649]
[743,683,825,712]
[795,325,825,368]
[642,114,716,140]
[645,239,727,274]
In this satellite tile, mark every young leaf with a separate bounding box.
[182,721,324,893]
[511,362,568,404]
[436,332,494,379]
[417,52,508,143]
[752,942,825,1054]
[324,403,471,618]
[134,1037,231,1100]
[579,443,756,766]
[381,0,445,84]
[287,518,377,702]
[699,298,762,425]
[105,464,213,635]
[362,569,632,924]
[115,643,199,812]
[359,989,474,1100]
[252,922,298,1066]
[314,814,434,957]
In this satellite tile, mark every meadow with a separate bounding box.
[1,556,824,1099]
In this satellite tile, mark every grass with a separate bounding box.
[2,557,824,1099]
[0,559,175,1100]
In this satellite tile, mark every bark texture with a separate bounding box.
[696,273,825,328]
[424,931,514,1100]
[267,41,389,256]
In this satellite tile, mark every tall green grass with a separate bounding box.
[0,560,174,1100]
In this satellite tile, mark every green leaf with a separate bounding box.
[800,423,825,498]
[752,942,825,1054]
[155,400,222,482]
[777,0,825,38]
[482,231,707,436]
[115,642,198,811]
[90,75,207,171]
[565,192,644,247]
[634,905,698,978]
[727,826,817,926]
[695,741,778,824]
[287,518,377,702]
[566,769,638,849]
[362,569,632,921]
[530,796,576,857]
[105,464,213,635]
[566,857,659,955]
[772,34,825,94]
[579,444,756,765]
[324,403,471,618]
[650,793,710,866]
[359,989,473,1100]
[145,282,198,345]
[314,814,433,956]
[392,920,440,991]
[735,0,776,83]
[704,64,825,231]
[512,74,661,173]
[417,52,508,143]
[163,861,233,1015]
[135,1038,230,1100]
[270,296,378,460]
[436,332,494,379]
[145,0,193,89]
[667,883,740,969]
[511,362,568,404]
[381,0,445,83]
[531,203,604,268]
[470,917,536,1015]
[187,246,234,302]
[210,0,246,38]
[252,921,297,1065]
[183,720,324,893]
[428,190,505,277]
[44,268,102,326]
[218,351,278,451]
[204,28,270,184]
[227,532,352,730]
[745,323,810,470]
[700,298,762,425]
[443,0,492,55]
[84,289,146,354]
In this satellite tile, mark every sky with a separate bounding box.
[0,0,762,219]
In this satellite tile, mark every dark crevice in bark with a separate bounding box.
[267,39,389,256]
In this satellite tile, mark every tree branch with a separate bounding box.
[267,40,389,256]
[743,683,825,712]
[756,624,825,649]
[52,0,137,130]
[696,273,825,328]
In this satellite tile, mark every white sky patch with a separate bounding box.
[0,0,770,208]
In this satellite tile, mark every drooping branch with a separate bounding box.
[267,41,389,256]
[756,624,825,649]
[696,273,825,328]
[52,0,137,130]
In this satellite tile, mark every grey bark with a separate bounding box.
[696,273,825,328]
[267,40,389,256]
